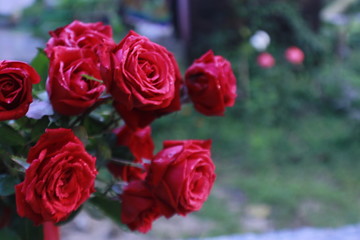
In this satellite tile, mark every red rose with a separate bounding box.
[285,46,304,65]
[15,128,97,225]
[257,52,275,68]
[121,181,161,233]
[45,20,114,57]
[47,46,105,115]
[0,61,40,121]
[146,140,216,217]
[108,125,154,181]
[185,50,237,116]
[114,125,154,160]
[100,30,182,129]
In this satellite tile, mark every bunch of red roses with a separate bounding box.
[0,20,237,239]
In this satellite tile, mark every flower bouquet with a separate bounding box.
[0,20,237,239]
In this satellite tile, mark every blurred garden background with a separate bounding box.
[2,0,360,239]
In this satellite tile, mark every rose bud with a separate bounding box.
[45,20,115,57]
[100,30,182,129]
[146,140,216,218]
[120,181,161,233]
[257,52,275,68]
[285,46,305,65]
[0,61,40,121]
[185,50,237,116]
[108,125,154,181]
[15,128,97,225]
[47,46,105,116]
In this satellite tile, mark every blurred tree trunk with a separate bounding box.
[299,0,324,32]
[185,0,241,63]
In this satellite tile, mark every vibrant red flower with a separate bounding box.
[120,181,161,233]
[15,128,97,225]
[47,47,105,115]
[185,50,237,116]
[146,140,216,217]
[0,61,40,121]
[114,125,154,160]
[45,20,114,57]
[100,30,182,129]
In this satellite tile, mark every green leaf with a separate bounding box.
[0,124,26,146]
[81,74,104,83]
[95,141,112,167]
[83,116,105,136]
[96,167,113,183]
[0,174,20,196]
[0,228,21,240]
[30,117,50,141]
[10,156,30,172]
[31,48,49,92]
[89,195,123,226]
[73,125,89,146]
[111,145,134,160]
[10,217,43,240]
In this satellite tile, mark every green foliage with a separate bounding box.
[0,229,21,240]
[235,0,325,50]
[30,117,50,141]
[21,0,125,40]
[189,0,328,67]
[0,123,26,147]
[9,216,44,240]
[0,174,20,196]
[89,195,123,227]
[30,48,48,91]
